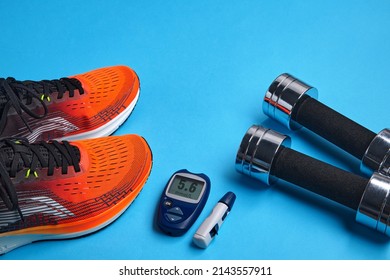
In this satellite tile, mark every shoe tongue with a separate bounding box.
[0,143,81,173]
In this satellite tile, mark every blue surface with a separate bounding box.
[1,0,390,260]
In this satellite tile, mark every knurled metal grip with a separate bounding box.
[236,125,390,237]
[361,129,390,176]
[235,125,291,185]
[357,172,390,236]
[263,73,318,130]
[263,73,390,177]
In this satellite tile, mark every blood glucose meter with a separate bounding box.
[157,169,210,236]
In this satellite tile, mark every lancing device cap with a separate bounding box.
[219,192,236,211]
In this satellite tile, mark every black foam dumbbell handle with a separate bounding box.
[270,146,369,210]
[292,96,377,160]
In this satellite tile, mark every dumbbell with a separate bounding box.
[262,73,390,176]
[235,125,390,236]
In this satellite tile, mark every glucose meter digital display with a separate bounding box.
[167,175,205,201]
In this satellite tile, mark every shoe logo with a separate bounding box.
[27,117,79,142]
[0,196,74,228]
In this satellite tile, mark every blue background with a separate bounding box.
[1,0,389,260]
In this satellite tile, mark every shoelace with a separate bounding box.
[0,77,84,135]
[0,139,81,220]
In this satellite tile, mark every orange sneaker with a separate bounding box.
[0,134,152,254]
[0,66,140,142]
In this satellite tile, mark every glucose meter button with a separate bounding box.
[163,200,173,208]
[165,213,182,223]
[167,207,184,216]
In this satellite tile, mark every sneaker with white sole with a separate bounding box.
[0,134,152,254]
[0,65,140,142]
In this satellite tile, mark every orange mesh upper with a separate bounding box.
[48,135,151,203]
[0,66,140,143]
[68,65,140,117]
[2,134,153,235]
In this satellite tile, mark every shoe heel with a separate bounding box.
[0,234,38,255]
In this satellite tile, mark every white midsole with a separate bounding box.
[0,196,133,255]
[60,89,139,141]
